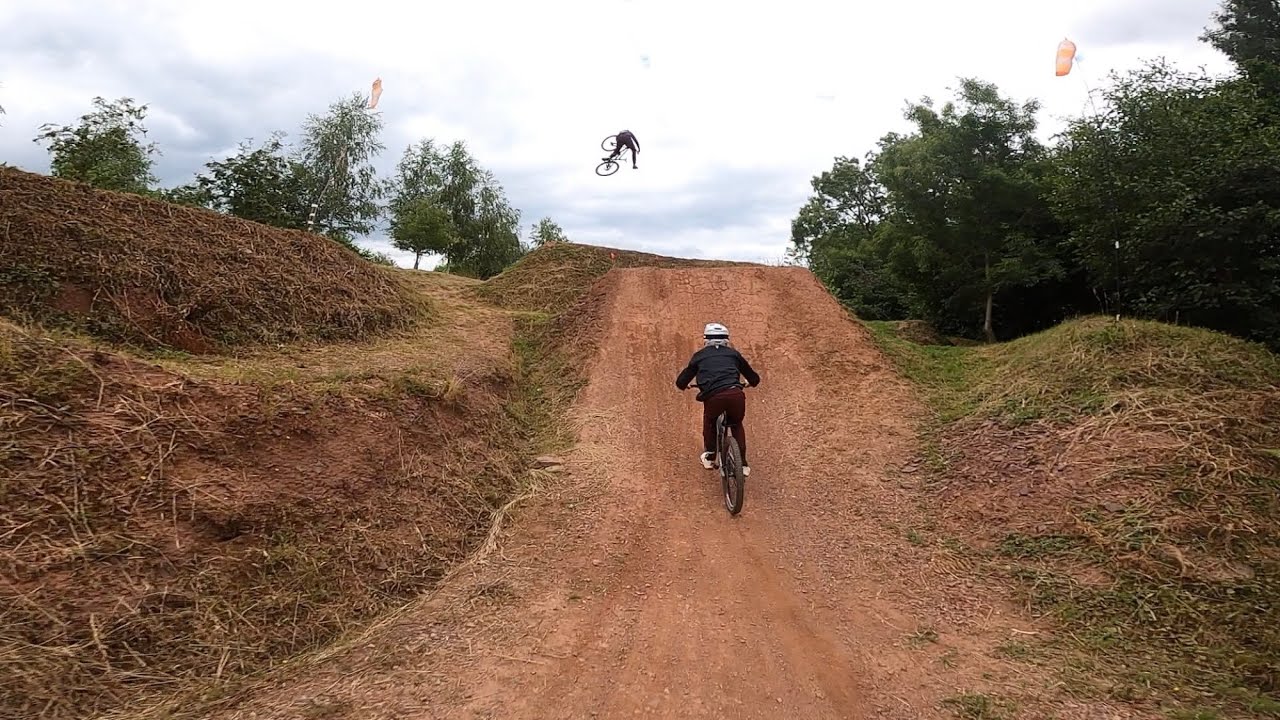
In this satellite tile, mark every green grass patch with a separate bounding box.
[1012,565,1280,710]
[941,692,1015,719]
[998,533,1084,559]
[864,315,1280,713]
[864,320,978,421]
[869,315,1280,426]
[508,310,581,455]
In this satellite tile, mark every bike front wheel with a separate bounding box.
[601,135,618,152]
[595,159,620,177]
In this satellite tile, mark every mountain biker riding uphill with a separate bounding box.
[675,322,760,477]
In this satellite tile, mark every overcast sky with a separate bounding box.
[1,0,1232,268]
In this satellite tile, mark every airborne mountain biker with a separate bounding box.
[604,129,640,169]
[674,322,760,477]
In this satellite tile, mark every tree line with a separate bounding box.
[23,91,571,277]
[790,0,1280,350]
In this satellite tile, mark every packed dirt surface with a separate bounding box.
[205,267,1134,720]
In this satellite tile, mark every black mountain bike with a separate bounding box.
[691,384,749,515]
[596,135,632,177]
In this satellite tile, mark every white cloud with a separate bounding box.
[1,0,1234,267]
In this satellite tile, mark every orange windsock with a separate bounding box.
[368,77,383,109]
[1055,38,1077,77]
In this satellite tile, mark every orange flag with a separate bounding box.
[368,77,383,109]
[1055,39,1077,77]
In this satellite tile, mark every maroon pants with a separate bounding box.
[703,387,747,463]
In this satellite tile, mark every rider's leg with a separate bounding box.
[629,143,638,168]
[721,389,749,474]
[700,403,718,469]
[728,424,747,463]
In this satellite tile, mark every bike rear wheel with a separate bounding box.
[717,415,746,515]
[601,134,618,152]
[595,159,620,177]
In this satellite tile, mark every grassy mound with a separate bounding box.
[869,316,1280,715]
[0,268,560,719]
[478,241,747,314]
[0,168,425,353]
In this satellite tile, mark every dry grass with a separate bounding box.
[0,232,727,718]
[0,266,532,719]
[0,167,427,353]
[868,316,1280,716]
[145,269,509,401]
[88,270,591,720]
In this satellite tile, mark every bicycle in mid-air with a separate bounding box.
[691,383,749,515]
[595,135,632,177]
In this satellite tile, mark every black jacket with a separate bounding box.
[617,130,639,151]
[675,344,760,401]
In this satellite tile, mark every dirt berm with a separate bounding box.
[192,265,1113,720]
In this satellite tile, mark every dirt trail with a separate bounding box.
[208,267,1116,720]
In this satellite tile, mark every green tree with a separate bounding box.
[457,170,523,278]
[296,91,385,239]
[388,139,469,268]
[33,96,158,193]
[1201,0,1280,78]
[157,183,213,208]
[387,139,447,219]
[193,133,309,228]
[1052,61,1280,348]
[872,79,1065,341]
[387,139,522,278]
[390,199,456,270]
[437,141,481,237]
[530,216,569,246]
[790,155,910,320]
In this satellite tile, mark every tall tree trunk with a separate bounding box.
[413,252,421,270]
[983,291,995,343]
[983,253,995,343]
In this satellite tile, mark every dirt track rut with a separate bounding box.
[211,267,1099,720]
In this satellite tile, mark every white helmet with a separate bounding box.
[703,322,729,344]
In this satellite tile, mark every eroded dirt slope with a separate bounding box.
[200,267,1133,720]
[1,272,524,719]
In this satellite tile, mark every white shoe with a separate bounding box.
[742,466,751,478]
[700,452,715,470]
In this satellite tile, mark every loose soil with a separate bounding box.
[189,266,1142,720]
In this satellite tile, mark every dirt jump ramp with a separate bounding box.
[215,266,1063,720]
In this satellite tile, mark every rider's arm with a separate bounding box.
[675,359,698,390]
[737,353,761,387]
